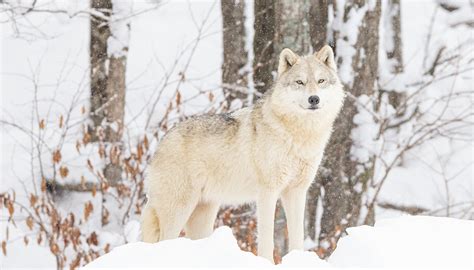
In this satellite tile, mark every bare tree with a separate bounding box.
[317,0,382,257]
[253,0,276,96]
[89,0,130,185]
[308,0,330,51]
[385,0,403,73]
[381,0,407,136]
[221,0,248,109]
[304,0,330,243]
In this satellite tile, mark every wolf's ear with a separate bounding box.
[315,45,337,71]
[278,48,299,76]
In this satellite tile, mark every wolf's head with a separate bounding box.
[269,46,345,127]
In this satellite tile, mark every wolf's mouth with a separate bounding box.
[300,105,320,111]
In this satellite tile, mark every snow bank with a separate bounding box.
[329,216,474,268]
[85,216,473,268]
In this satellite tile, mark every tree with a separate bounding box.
[274,0,311,55]
[253,0,276,96]
[317,0,382,257]
[221,0,248,109]
[89,0,130,186]
[382,0,407,119]
[309,0,330,51]
[304,0,330,243]
[385,0,403,73]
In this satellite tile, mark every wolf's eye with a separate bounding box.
[318,79,325,84]
[296,80,304,85]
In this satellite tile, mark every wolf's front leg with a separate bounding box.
[281,187,307,251]
[256,190,278,263]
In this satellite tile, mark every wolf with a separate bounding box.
[141,45,345,263]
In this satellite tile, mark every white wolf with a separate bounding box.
[141,45,345,263]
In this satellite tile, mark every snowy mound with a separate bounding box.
[85,216,473,268]
[329,216,474,268]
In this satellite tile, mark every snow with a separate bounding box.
[85,226,273,268]
[329,216,474,268]
[0,223,56,268]
[107,1,132,58]
[84,216,473,268]
[333,1,371,86]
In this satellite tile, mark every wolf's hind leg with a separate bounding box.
[156,196,200,241]
[141,204,160,243]
[185,202,220,240]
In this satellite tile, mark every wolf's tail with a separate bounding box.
[141,203,160,243]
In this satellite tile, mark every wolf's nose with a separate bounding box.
[308,95,320,106]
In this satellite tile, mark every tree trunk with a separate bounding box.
[318,0,381,258]
[304,0,330,243]
[221,0,248,109]
[89,0,129,186]
[253,0,276,96]
[308,0,330,51]
[385,0,403,73]
[274,0,312,55]
[90,0,112,140]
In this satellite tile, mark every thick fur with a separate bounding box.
[141,45,345,262]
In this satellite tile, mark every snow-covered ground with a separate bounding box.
[84,216,473,268]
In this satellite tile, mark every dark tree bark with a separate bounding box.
[221,0,248,109]
[90,0,113,139]
[308,0,330,51]
[318,0,381,258]
[386,0,403,73]
[89,0,129,186]
[253,0,276,96]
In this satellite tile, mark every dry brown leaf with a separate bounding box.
[29,194,38,207]
[104,243,110,253]
[50,242,60,255]
[176,91,181,105]
[39,119,45,130]
[52,150,62,164]
[88,232,98,246]
[84,201,93,221]
[1,241,6,256]
[83,132,91,145]
[91,185,97,197]
[41,177,47,192]
[7,201,14,216]
[137,143,143,161]
[37,233,42,245]
[59,166,69,178]
[26,216,34,230]
[143,135,149,150]
[75,140,81,153]
[59,115,64,128]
